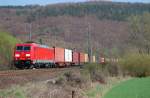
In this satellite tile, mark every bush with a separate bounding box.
[83,63,121,83]
[105,64,121,77]
[83,63,106,83]
[119,54,150,77]
[63,71,84,88]
[0,32,20,70]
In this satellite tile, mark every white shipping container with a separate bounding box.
[85,54,88,62]
[65,49,72,62]
[93,56,96,63]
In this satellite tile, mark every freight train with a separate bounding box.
[13,43,96,69]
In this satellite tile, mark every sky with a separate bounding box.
[0,0,150,6]
[113,0,150,3]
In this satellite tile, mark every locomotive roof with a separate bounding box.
[16,43,50,48]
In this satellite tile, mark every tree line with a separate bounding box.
[1,1,150,21]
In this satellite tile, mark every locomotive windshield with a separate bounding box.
[16,46,30,51]
[24,46,30,51]
[16,46,23,51]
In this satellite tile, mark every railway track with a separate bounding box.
[0,67,79,89]
[0,68,63,77]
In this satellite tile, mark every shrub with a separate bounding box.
[105,64,121,77]
[0,32,20,70]
[63,71,84,88]
[119,54,150,77]
[83,63,106,83]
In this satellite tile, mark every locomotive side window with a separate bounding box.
[16,46,23,51]
[24,46,30,51]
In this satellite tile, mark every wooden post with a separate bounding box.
[72,90,75,98]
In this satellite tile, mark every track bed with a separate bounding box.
[0,68,79,89]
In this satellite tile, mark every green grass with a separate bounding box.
[103,77,150,98]
[0,87,26,98]
[86,84,102,98]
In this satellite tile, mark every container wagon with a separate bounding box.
[92,55,96,63]
[53,47,65,67]
[85,53,89,63]
[64,49,73,66]
[72,51,80,66]
[79,53,85,65]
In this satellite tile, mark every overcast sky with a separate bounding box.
[0,0,150,6]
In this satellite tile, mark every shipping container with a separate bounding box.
[73,51,79,65]
[54,47,65,63]
[85,53,89,62]
[65,49,72,62]
[79,53,85,63]
[92,55,96,63]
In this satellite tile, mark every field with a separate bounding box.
[103,77,150,98]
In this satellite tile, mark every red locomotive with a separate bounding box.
[13,43,90,69]
[14,43,54,68]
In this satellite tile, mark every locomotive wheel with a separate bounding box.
[30,65,35,69]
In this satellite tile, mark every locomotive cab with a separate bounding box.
[14,44,32,69]
[14,43,55,69]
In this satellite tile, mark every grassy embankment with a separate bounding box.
[82,63,129,98]
[84,53,150,98]
[102,53,150,98]
[0,51,150,98]
[0,87,25,98]
[85,77,129,98]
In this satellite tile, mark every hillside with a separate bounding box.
[0,1,150,56]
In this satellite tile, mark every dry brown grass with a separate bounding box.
[0,69,88,98]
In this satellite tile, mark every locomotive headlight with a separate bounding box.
[15,54,20,57]
[26,54,30,57]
